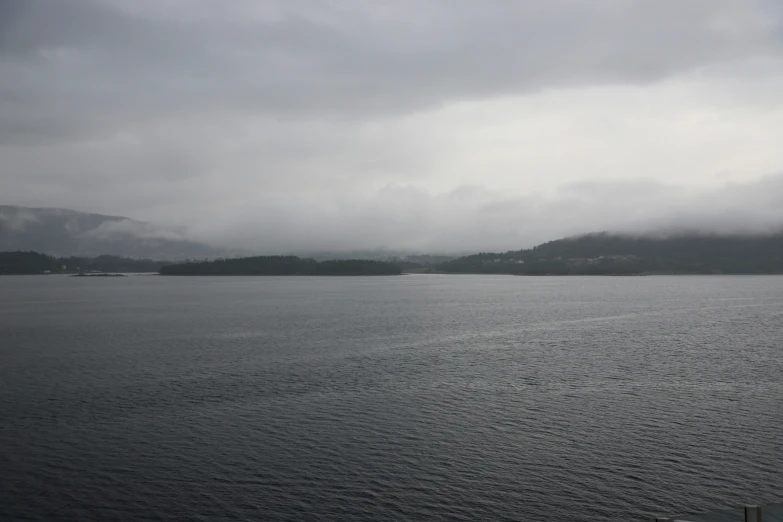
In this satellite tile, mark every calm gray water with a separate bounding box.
[1,275,781,521]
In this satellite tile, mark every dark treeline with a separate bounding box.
[439,233,783,275]
[160,256,402,276]
[0,251,169,274]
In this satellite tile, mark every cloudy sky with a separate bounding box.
[2,0,783,252]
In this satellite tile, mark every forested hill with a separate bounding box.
[160,256,402,276]
[439,233,783,275]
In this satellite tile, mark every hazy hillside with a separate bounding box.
[0,206,220,259]
[440,232,783,275]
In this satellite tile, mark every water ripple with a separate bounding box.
[1,275,781,521]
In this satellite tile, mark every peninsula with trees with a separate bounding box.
[159,256,402,276]
[0,251,170,275]
[437,232,783,275]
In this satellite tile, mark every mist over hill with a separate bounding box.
[0,205,461,262]
[5,204,783,275]
[0,206,222,260]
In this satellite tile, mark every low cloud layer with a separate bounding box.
[82,219,189,242]
[2,0,783,253]
[191,174,783,254]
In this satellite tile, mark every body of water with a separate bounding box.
[1,275,781,521]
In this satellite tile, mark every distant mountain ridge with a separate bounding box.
[0,205,221,260]
[6,205,782,272]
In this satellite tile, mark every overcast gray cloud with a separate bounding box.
[2,0,783,252]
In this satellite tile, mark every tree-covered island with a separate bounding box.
[159,256,403,275]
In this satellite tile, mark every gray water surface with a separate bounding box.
[1,275,781,521]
